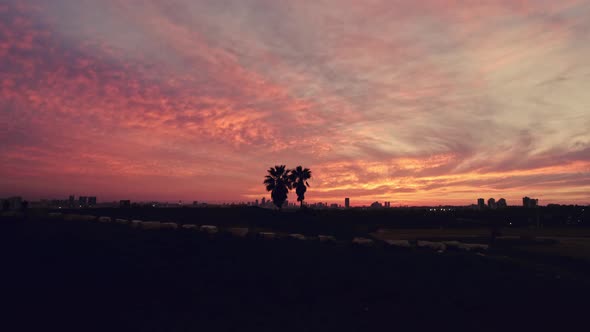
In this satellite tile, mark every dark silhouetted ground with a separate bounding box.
[1,214,589,331]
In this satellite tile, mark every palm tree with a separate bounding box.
[289,166,312,208]
[263,165,292,210]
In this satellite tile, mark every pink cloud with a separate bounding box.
[0,0,589,205]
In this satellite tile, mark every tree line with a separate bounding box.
[264,165,312,210]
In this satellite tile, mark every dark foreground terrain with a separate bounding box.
[2,215,589,331]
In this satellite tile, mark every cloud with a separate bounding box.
[0,0,589,205]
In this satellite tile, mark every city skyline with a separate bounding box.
[4,192,581,209]
[0,189,584,207]
[1,1,589,205]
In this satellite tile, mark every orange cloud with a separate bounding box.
[1,0,589,205]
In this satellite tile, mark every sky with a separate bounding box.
[1,0,589,206]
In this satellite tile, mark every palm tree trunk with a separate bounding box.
[300,200,303,209]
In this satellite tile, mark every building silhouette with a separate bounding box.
[370,201,383,208]
[88,197,97,207]
[310,202,328,209]
[477,198,485,210]
[1,196,22,211]
[119,200,131,208]
[488,198,497,209]
[497,198,507,208]
[345,198,350,208]
[523,197,539,208]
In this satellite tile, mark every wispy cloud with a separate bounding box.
[1,0,589,205]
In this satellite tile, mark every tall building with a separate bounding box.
[261,197,266,206]
[88,197,97,207]
[69,195,75,208]
[345,198,350,208]
[523,197,539,208]
[497,198,507,208]
[477,198,485,210]
[488,198,497,209]
[523,197,530,207]
[119,200,131,208]
[78,196,88,207]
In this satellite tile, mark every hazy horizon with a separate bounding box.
[1,195,578,208]
[1,1,589,206]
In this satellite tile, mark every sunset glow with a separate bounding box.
[1,0,589,205]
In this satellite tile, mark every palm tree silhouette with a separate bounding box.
[263,165,292,210]
[290,166,312,209]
